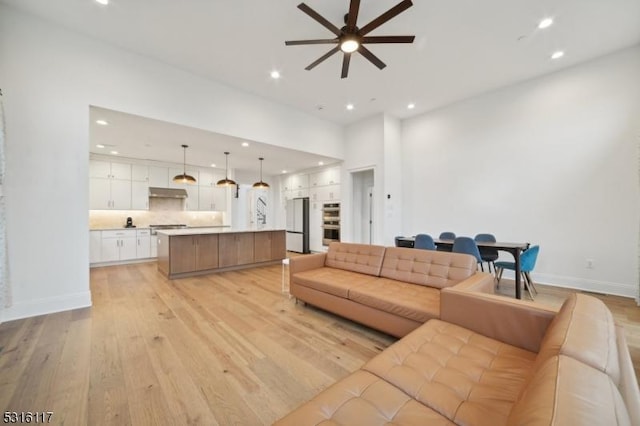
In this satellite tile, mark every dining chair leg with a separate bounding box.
[524,272,538,294]
[522,272,535,300]
[495,267,503,288]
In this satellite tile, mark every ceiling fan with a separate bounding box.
[285,0,415,78]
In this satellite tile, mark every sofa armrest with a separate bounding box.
[616,324,640,426]
[289,253,327,276]
[441,286,558,353]
[450,272,496,294]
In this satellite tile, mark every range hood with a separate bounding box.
[148,187,188,198]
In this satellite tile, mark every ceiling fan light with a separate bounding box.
[340,39,359,53]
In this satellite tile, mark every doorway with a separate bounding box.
[351,169,374,244]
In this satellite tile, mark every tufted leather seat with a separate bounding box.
[276,293,640,425]
[290,242,493,337]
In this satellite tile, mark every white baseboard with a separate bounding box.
[1,291,92,323]
[499,270,637,299]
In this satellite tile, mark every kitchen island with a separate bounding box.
[156,227,286,279]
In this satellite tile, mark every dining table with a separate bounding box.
[395,237,530,300]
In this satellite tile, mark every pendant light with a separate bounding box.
[216,151,237,187]
[252,157,270,189]
[172,144,197,184]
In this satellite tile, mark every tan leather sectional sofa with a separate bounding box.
[277,242,640,425]
[289,242,495,337]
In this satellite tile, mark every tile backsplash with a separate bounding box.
[90,198,225,229]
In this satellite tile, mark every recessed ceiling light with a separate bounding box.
[538,18,553,29]
[110,150,118,155]
[346,104,354,111]
[551,51,564,59]
[241,142,249,147]
[210,163,216,168]
[96,144,105,148]
[318,161,324,166]
[95,0,109,5]
[270,70,281,79]
[95,119,108,125]
[407,103,415,109]
[282,170,288,174]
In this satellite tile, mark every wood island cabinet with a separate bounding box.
[254,231,286,262]
[158,229,285,279]
[169,234,219,274]
[219,233,255,267]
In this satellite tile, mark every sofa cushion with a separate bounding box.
[292,268,378,298]
[273,370,455,426]
[534,293,620,385]
[363,319,536,426]
[380,247,477,289]
[508,355,631,426]
[325,242,386,276]
[347,278,441,323]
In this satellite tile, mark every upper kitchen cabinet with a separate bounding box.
[148,166,169,187]
[310,166,341,187]
[198,170,225,187]
[90,160,131,180]
[131,164,149,182]
[290,174,309,190]
[89,160,132,210]
[199,186,227,211]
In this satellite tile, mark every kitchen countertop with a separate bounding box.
[156,227,285,236]
[90,225,230,231]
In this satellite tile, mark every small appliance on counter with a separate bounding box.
[124,217,136,228]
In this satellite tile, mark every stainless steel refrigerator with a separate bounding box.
[286,197,309,253]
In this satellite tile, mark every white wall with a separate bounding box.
[402,47,640,297]
[0,5,344,321]
[383,115,403,245]
[342,115,385,244]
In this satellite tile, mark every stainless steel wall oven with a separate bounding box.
[322,203,340,246]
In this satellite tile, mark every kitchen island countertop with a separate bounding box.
[156,227,284,236]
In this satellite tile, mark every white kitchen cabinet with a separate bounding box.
[281,175,293,192]
[90,231,102,263]
[136,229,151,259]
[150,235,158,258]
[132,164,149,182]
[90,177,132,210]
[185,186,199,211]
[199,170,224,187]
[131,181,149,210]
[309,201,323,252]
[316,184,340,201]
[290,188,309,199]
[89,160,132,210]
[89,160,111,178]
[101,230,137,262]
[310,167,341,187]
[290,174,309,190]
[199,186,227,211]
[149,166,169,187]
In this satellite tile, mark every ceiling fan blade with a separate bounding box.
[358,45,386,70]
[305,46,341,70]
[341,53,351,79]
[359,0,413,36]
[346,0,361,30]
[362,35,415,44]
[285,39,339,46]
[298,3,342,37]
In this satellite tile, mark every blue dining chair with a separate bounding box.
[495,245,540,300]
[437,231,456,251]
[414,234,436,250]
[474,233,499,273]
[451,237,483,270]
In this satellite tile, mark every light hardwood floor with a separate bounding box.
[0,261,638,425]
